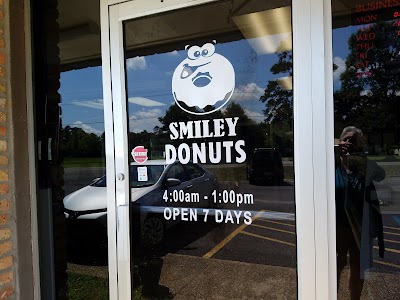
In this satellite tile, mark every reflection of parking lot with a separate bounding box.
[374,214,400,272]
[64,167,400,299]
[202,210,296,268]
[63,166,297,267]
[64,168,400,274]
[218,181,295,213]
[377,176,400,213]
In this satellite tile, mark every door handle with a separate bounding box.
[186,184,193,189]
[205,178,210,181]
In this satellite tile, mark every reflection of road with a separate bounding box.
[64,167,400,286]
[164,210,296,267]
[374,214,400,273]
[201,210,297,267]
[64,167,105,195]
[219,181,295,212]
[164,179,296,267]
[376,176,400,214]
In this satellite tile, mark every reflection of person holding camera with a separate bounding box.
[335,126,385,300]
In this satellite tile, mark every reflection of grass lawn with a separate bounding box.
[368,156,387,161]
[368,155,400,161]
[68,272,109,300]
[63,157,105,168]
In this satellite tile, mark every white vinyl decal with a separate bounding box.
[172,42,235,115]
[137,166,148,182]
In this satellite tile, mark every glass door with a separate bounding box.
[331,2,400,299]
[102,0,326,299]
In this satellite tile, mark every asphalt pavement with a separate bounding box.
[64,167,400,299]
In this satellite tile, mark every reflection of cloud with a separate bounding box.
[72,121,102,136]
[129,108,163,133]
[71,97,164,109]
[167,50,179,56]
[243,108,265,123]
[231,83,264,101]
[72,99,104,110]
[128,97,165,107]
[333,56,345,82]
[126,56,146,70]
[360,90,373,96]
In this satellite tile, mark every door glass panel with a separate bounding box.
[332,2,400,299]
[59,66,109,299]
[124,1,297,298]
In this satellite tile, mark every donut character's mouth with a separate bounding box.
[192,72,212,87]
[180,62,210,79]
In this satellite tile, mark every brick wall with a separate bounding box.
[0,0,15,299]
[0,0,16,298]
[0,0,70,298]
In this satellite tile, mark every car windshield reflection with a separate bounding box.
[130,164,166,188]
[90,164,166,188]
[91,176,106,187]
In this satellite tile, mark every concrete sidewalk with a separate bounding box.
[159,253,296,300]
[68,253,399,299]
[159,254,399,300]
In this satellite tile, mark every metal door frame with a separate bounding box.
[100,0,336,299]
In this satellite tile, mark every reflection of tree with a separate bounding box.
[61,126,103,158]
[259,51,294,156]
[157,104,224,145]
[128,130,164,160]
[157,104,201,132]
[223,102,265,153]
[156,102,266,157]
[260,51,293,124]
[334,22,400,150]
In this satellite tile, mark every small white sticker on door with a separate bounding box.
[137,166,148,182]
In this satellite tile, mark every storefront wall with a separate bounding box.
[2,0,400,299]
[100,0,400,299]
[102,0,333,299]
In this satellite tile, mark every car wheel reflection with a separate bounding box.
[142,215,165,246]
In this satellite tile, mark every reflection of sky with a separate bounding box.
[333,26,354,90]
[58,13,397,135]
[59,67,104,135]
[60,37,290,135]
[126,39,279,132]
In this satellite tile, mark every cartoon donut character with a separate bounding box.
[172,42,235,115]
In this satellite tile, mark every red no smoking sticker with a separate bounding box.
[131,146,148,164]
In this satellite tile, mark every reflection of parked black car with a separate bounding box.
[246,148,284,185]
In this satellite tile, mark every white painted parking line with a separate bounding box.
[240,231,295,247]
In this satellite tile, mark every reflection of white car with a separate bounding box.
[64,160,218,244]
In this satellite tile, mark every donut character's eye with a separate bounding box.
[187,46,201,60]
[201,43,215,57]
